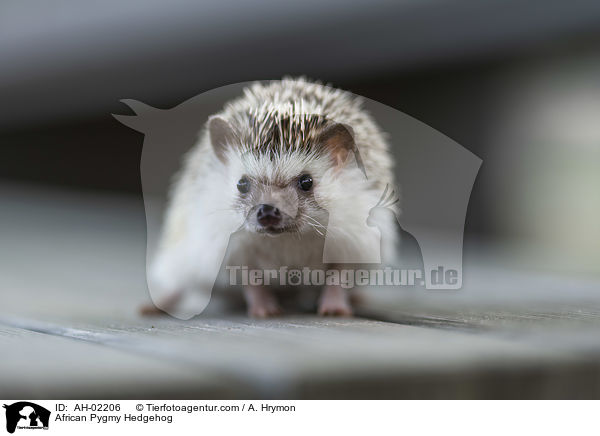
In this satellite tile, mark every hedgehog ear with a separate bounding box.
[319,123,356,169]
[208,116,237,163]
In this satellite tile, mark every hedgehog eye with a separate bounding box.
[237,177,250,193]
[298,174,313,191]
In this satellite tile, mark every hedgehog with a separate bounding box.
[147,78,398,319]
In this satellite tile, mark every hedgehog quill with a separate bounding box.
[149,78,399,318]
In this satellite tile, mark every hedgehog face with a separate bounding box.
[209,115,359,238]
[228,150,330,237]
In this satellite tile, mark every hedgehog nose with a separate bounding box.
[257,204,281,227]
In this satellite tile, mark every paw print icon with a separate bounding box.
[286,269,303,286]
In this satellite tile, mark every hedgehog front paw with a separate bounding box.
[244,286,282,318]
[318,285,353,317]
[139,289,183,316]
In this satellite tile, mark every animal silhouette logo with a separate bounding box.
[366,184,422,268]
[3,402,50,434]
[114,81,481,318]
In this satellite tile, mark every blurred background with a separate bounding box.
[1,0,599,279]
[2,0,600,400]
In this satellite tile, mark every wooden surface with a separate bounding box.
[1,185,600,399]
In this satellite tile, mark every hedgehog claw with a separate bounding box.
[318,285,353,317]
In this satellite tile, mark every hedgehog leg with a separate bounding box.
[318,284,353,317]
[139,290,183,316]
[244,286,282,318]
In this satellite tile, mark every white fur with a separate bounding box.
[150,78,398,318]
